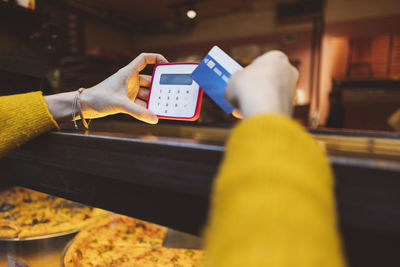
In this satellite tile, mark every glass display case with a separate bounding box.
[2,121,400,266]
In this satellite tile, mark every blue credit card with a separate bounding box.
[191,46,243,114]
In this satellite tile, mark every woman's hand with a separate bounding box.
[45,53,168,125]
[225,50,298,119]
[81,53,168,124]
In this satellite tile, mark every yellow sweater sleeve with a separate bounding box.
[0,92,58,158]
[204,115,346,267]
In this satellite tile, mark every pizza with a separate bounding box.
[0,186,107,239]
[64,214,204,267]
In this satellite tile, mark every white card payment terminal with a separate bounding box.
[147,63,203,121]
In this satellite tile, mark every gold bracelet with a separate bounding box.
[72,88,91,130]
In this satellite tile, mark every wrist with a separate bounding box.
[44,91,76,123]
[79,87,99,119]
[238,89,292,119]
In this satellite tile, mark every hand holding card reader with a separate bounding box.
[147,63,203,121]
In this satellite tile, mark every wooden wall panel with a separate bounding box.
[371,35,390,77]
[390,35,400,76]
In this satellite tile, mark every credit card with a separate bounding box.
[191,46,243,114]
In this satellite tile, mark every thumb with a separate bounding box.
[232,108,243,119]
[120,100,159,124]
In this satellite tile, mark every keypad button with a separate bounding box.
[164,110,168,114]
[175,103,178,107]
[176,96,179,100]
[167,96,170,100]
[158,96,161,100]
[166,103,169,107]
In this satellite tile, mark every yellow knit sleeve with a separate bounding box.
[0,92,58,158]
[204,114,346,267]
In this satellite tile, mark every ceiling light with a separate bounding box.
[186,9,197,19]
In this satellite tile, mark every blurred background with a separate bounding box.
[0,0,399,131]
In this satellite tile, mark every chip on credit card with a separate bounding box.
[191,46,243,114]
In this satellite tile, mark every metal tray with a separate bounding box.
[0,229,80,242]
[60,238,73,267]
[0,231,77,267]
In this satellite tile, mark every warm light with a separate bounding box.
[186,9,197,19]
[16,0,35,10]
[295,89,306,105]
